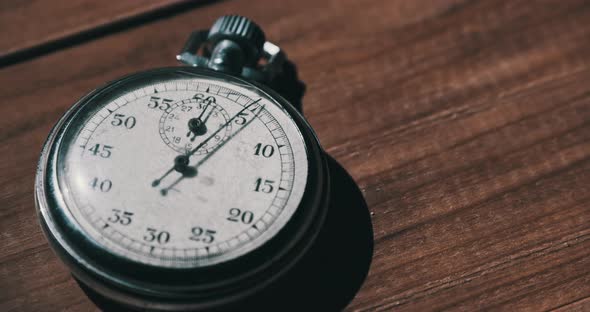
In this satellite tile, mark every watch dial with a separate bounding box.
[57,75,309,268]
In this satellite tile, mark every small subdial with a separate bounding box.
[159,97,231,155]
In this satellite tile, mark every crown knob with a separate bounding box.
[206,15,266,68]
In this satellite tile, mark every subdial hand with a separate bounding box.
[186,100,214,141]
[187,118,207,141]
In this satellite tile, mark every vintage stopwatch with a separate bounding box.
[35,16,330,311]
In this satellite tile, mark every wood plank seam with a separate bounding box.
[550,296,590,311]
[0,0,219,69]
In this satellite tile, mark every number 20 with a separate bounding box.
[227,208,254,224]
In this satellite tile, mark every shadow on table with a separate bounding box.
[80,155,374,311]
[237,155,374,311]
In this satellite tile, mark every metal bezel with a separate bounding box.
[35,67,329,310]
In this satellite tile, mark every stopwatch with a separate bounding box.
[35,16,330,311]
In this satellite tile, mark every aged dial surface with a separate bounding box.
[57,77,308,268]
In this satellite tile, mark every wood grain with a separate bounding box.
[1,0,589,311]
[0,0,204,65]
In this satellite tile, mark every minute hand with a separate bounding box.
[187,98,261,157]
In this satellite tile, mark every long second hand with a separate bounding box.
[188,98,261,157]
[153,99,262,189]
[159,103,265,195]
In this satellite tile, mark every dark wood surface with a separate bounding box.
[0,0,202,63]
[1,0,589,311]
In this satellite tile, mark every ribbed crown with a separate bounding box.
[207,15,266,64]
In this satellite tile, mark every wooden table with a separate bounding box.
[1,0,589,311]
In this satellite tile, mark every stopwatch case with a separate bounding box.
[35,67,330,310]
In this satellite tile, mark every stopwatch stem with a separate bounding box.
[177,15,305,111]
[207,39,245,75]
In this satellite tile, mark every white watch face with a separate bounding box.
[56,75,309,268]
